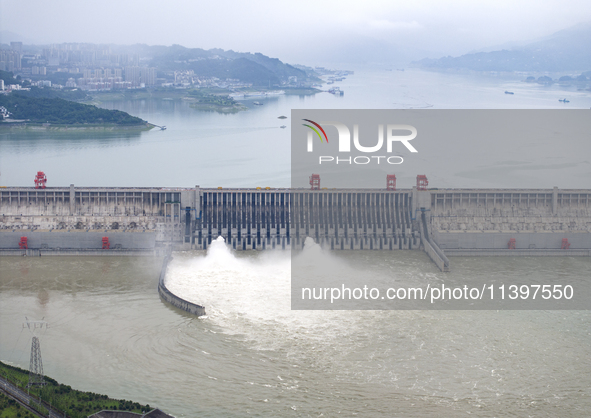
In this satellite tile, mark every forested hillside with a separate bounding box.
[0,94,146,125]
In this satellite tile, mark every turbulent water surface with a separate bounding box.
[1,242,590,417]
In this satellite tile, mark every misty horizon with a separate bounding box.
[1,0,590,66]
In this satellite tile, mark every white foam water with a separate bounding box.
[163,239,591,416]
[165,237,365,347]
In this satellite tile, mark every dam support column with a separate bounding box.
[416,190,432,221]
[419,208,450,272]
[553,186,558,215]
[181,187,198,247]
[69,184,75,215]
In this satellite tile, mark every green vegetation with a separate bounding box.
[88,87,248,113]
[14,86,89,101]
[0,392,38,418]
[147,44,316,86]
[283,87,322,95]
[0,94,147,125]
[189,103,245,113]
[162,56,281,86]
[0,70,19,86]
[0,361,152,418]
[186,89,246,113]
[90,87,236,103]
[88,89,155,103]
[187,89,236,106]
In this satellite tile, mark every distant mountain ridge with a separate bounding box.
[413,22,591,72]
[131,44,316,86]
[2,39,318,87]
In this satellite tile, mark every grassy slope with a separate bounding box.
[0,362,153,418]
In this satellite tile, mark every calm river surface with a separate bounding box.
[1,68,590,188]
[1,69,590,417]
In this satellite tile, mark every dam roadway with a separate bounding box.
[1,186,590,270]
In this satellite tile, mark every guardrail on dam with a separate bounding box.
[1,186,590,270]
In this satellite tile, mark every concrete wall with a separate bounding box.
[0,214,161,232]
[430,189,591,232]
[0,186,188,246]
[158,256,206,317]
[418,211,449,271]
[0,186,181,217]
[429,189,591,258]
[442,249,591,257]
[0,248,164,256]
[423,239,449,271]
[0,230,156,249]
[2,187,590,257]
[434,231,591,250]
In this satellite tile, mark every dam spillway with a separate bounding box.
[1,186,591,269]
[201,189,417,251]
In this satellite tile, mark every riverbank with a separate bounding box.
[283,87,322,95]
[0,122,154,131]
[188,101,247,113]
[88,86,321,104]
[89,88,187,103]
[0,361,171,418]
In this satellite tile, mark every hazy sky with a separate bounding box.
[1,0,590,65]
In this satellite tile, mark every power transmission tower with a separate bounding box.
[28,336,46,387]
[23,317,48,388]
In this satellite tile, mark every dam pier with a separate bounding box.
[1,185,591,271]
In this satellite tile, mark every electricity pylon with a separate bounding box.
[28,336,45,387]
[23,317,48,388]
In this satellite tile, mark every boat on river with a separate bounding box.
[328,87,344,96]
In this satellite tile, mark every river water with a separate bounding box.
[1,244,590,416]
[1,69,590,188]
[1,69,591,416]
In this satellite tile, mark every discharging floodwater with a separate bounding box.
[1,249,590,417]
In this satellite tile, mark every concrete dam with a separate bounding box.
[1,185,591,270]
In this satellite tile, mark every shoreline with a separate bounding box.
[0,122,154,131]
[88,86,321,104]
[0,361,171,418]
[189,102,248,113]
